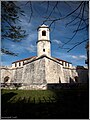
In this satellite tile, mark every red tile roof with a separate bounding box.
[54,57,72,64]
[12,56,72,64]
[12,56,36,64]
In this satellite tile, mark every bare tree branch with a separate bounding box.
[67,39,88,52]
[65,3,83,27]
[73,25,88,33]
[44,2,84,27]
[46,1,50,13]
[64,1,72,8]
[56,5,62,17]
[28,1,33,23]
[62,2,85,48]
[25,1,33,23]
[43,1,58,24]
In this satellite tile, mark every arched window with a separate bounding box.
[4,76,9,83]
[74,76,78,83]
[42,31,46,36]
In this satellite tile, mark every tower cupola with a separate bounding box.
[37,24,51,57]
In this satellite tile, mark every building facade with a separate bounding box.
[1,24,88,89]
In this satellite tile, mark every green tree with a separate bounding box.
[1,1,27,56]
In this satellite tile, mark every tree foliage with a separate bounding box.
[1,1,27,56]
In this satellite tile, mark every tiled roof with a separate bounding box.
[12,56,36,63]
[54,57,72,64]
[12,56,72,64]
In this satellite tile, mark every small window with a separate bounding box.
[43,49,45,52]
[15,63,17,67]
[65,62,67,66]
[19,62,21,66]
[42,31,46,36]
[68,63,70,67]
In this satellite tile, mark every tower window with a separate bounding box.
[43,49,45,52]
[42,31,46,36]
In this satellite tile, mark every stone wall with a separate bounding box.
[11,67,23,83]
[63,68,71,83]
[1,56,88,90]
[22,57,46,85]
[45,57,65,83]
[1,67,12,83]
[76,66,88,83]
[63,67,78,83]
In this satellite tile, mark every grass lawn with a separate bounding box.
[1,86,89,119]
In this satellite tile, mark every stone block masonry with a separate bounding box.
[1,24,88,89]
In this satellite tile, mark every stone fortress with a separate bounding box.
[1,24,88,89]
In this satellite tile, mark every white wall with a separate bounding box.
[37,25,51,57]
[45,57,65,83]
[12,61,24,68]
[37,41,51,57]
[38,27,50,41]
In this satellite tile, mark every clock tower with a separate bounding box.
[37,24,51,57]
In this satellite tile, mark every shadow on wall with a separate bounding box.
[69,77,76,83]
[69,76,79,83]
[76,66,88,83]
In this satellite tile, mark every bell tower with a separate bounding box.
[37,24,51,57]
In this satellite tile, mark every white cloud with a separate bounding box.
[52,39,62,45]
[26,44,36,52]
[25,33,37,43]
[5,31,37,54]
[79,55,87,59]
[53,51,86,66]
[72,55,78,59]
[10,43,24,53]
[1,52,4,56]
[71,55,86,60]
[21,33,37,53]
[11,43,36,53]
[19,15,32,30]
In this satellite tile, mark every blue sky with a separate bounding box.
[1,1,88,66]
